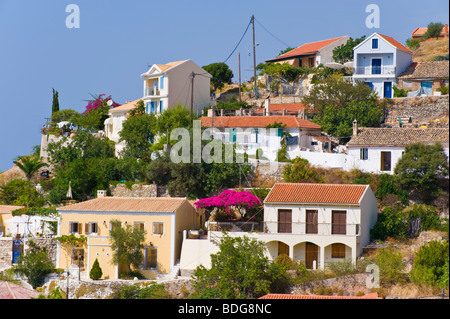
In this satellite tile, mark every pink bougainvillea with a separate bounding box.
[194,189,261,215]
[82,94,120,116]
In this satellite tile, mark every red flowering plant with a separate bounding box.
[81,94,120,131]
[194,189,262,221]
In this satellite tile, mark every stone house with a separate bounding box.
[397,61,449,96]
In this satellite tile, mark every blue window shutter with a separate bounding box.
[372,38,378,49]
[145,102,149,113]
[150,101,155,113]
[159,100,163,113]
[160,76,164,89]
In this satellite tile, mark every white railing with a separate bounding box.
[353,66,396,75]
[145,87,160,96]
[263,221,360,236]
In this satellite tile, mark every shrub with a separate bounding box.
[370,207,408,241]
[403,204,442,236]
[89,258,103,280]
[374,246,406,285]
[409,240,449,288]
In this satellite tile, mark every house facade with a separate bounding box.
[266,36,350,68]
[57,196,198,280]
[353,33,413,98]
[411,24,449,40]
[397,61,449,96]
[141,59,211,117]
[262,183,378,269]
[346,124,450,174]
[200,114,323,161]
[179,183,378,274]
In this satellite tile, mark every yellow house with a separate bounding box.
[0,205,24,237]
[57,196,198,279]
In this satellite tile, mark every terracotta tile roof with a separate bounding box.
[264,183,368,205]
[259,292,381,299]
[266,36,347,62]
[109,99,142,113]
[347,128,449,147]
[0,205,24,213]
[58,197,188,213]
[201,116,321,129]
[398,61,449,79]
[156,60,188,72]
[254,103,307,114]
[412,24,449,38]
[377,34,413,53]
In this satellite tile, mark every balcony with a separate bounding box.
[145,87,160,97]
[353,66,396,76]
[263,221,360,236]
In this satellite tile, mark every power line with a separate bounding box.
[254,17,293,48]
[223,18,253,64]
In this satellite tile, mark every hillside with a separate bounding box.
[412,37,449,62]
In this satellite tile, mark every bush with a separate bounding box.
[89,258,103,280]
[409,240,449,288]
[374,246,406,285]
[371,207,408,241]
[403,204,442,236]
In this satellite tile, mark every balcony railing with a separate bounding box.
[263,221,360,236]
[145,87,160,96]
[353,66,396,75]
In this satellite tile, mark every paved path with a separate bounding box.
[0,281,41,299]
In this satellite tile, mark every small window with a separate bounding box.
[360,148,368,160]
[153,222,164,235]
[311,141,318,146]
[372,38,378,49]
[86,222,98,235]
[331,244,346,258]
[69,222,81,234]
[134,222,145,232]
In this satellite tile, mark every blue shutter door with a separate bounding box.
[372,59,382,74]
[160,76,164,89]
[159,100,163,113]
[383,82,392,98]
[150,101,155,113]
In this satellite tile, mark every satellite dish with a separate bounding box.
[151,152,158,160]
[107,99,113,107]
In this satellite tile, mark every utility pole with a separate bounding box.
[238,52,242,102]
[252,14,257,97]
[190,71,195,122]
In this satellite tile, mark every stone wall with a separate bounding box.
[0,237,57,269]
[109,183,168,197]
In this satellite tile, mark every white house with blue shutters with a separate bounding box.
[141,59,211,116]
[352,33,413,99]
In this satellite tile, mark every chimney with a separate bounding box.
[282,109,286,116]
[97,190,107,198]
[352,119,358,136]
[298,109,305,119]
[264,99,270,116]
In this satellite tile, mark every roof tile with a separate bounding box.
[201,116,321,129]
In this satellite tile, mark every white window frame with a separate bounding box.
[152,222,164,235]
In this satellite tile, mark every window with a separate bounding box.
[331,243,346,258]
[372,38,378,49]
[159,100,163,113]
[150,101,155,113]
[380,151,391,171]
[360,148,368,160]
[69,222,81,234]
[229,128,237,142]
[160,76,164,89]
[309,57,314,67]
[332,210,346,235]
[311,141,318,146]
[145,102,149,113]
[86,222,98,235]
[134,222,145,232]
[278,209,292,233]
[305,210,318,234]
[152,222,164,235]
[371,58,382,74]
[144,247,157,269]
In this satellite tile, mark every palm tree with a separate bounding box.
[13,155,48,182]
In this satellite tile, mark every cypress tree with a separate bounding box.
[52,88,60,115]
[89,258,103,280]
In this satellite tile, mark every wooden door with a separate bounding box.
[332,210,347,235]
[278,242,289,257]
[278,209,292,233]
[305,243,318,269]
[306,210,318,234]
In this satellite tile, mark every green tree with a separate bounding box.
[424,22,444,39]
[332,35,366,64]
[109,220,147,273]
[89,258,103,280]
[14,241,55,289]
[370,207,408,240]
[282,157,320,183]
[52,88,60,115]
[202,62,233,91]
[394,143,449,201]
[374,246,406,285]
[0,179,44,207]
[409,240,449,288]
[13,155,48,182]
[119,109,156,160]
[192,235,289,299]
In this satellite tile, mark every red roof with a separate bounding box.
[264,183,369,205]
[377,34,413,53]
[201,116,321,129]
[266,36,347,62]
[259,292,381,299]
[254,103,306,114]
[0,281,41,299]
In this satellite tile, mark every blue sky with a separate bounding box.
[0,0,448,172]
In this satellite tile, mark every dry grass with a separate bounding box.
[413,37,449,62]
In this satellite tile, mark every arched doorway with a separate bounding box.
[305,242,319,269]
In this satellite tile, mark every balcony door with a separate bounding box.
[371,58,382,74]
[305,210,318,234]
[331,210,346,235]
[278,209,292,233]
